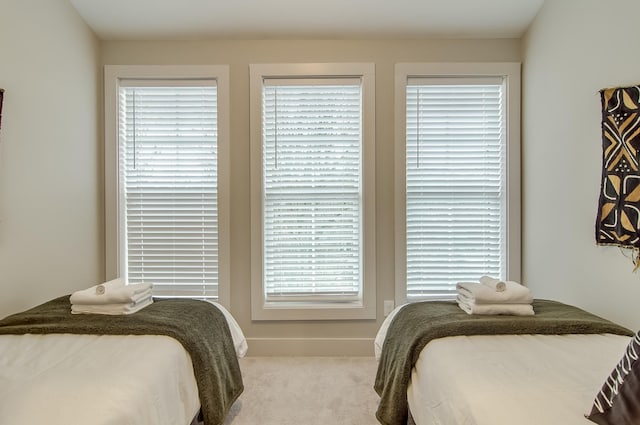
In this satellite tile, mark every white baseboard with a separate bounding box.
[245,337,375,357]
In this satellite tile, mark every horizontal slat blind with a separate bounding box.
[262,81,363,302]
[119,84,219,299]
[405,79,506,300]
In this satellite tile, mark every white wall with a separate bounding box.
[523,0,640,330]
[0,0,102,318]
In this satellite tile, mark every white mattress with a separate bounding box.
[0,301,247,425]
[407,333,631,425]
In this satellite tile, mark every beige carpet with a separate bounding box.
[223,357,380,425]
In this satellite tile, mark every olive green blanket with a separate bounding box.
[374,299,633,425]
[0,295,243,425]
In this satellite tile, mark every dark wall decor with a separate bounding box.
[0,89,4,131]
[596,85,640,270]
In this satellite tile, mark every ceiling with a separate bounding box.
[68,0,545,41]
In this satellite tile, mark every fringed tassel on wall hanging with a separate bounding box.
[596,85,640,271]
[619,247,640,272]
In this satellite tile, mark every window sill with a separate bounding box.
[251,300,376,321]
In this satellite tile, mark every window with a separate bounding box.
[394,63,521,303]
[250,63,376,320]
[104,65,230,306]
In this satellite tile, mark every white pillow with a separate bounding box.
[374,303,407,362]
[206,301,248,358]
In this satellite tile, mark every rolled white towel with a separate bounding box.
[70,279,153,305]
[95,277,125,294]
[456,281,533,305]
[71,296,153,315]
[479,275,506,292]
[456,296,534,316]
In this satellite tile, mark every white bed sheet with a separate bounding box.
[407,333,631,425]
[0,333,199,425]
[0,300,247,425]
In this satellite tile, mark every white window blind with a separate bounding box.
[405,78,506,301]
[262,80,363,303]
[118,83,219,299]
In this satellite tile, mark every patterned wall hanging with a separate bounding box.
[596,85,640,270]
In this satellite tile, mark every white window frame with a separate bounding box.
[394,62,521,305]
[104,65,231,307]
[250,63,376,320]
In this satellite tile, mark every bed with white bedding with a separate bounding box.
[0,296,247,425]
[407,333,631,425]
[374,300,635,425]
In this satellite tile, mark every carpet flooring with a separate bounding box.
[223,357,380,425]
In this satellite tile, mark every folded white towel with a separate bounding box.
[70,279,153,305]
[71,296,153,315]
[72,287,152,307]
[479,275,506,292]
[456,281,533,305]
[456,296,534,316]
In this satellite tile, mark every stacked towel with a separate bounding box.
[70,278,153,315]
[456,276,534,316]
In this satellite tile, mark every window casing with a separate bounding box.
[250,63,376,320]
[104,65,230,306]
[394,63,521,304]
